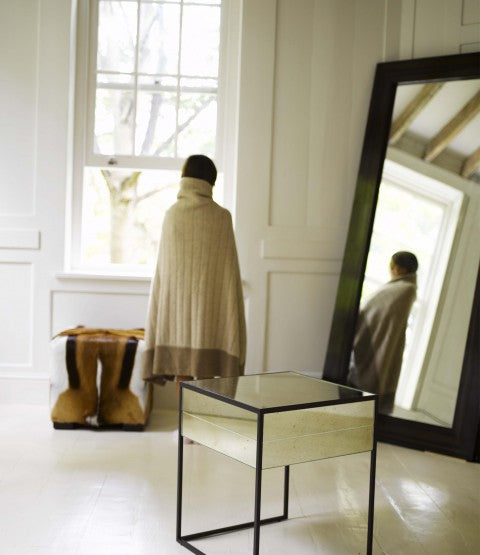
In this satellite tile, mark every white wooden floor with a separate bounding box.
[0,405,478,554]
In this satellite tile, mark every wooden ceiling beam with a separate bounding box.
[389,83,444,144]
[424,90,480,162]
[461,146,480,178]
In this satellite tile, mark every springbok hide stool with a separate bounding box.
[49,327,152,430]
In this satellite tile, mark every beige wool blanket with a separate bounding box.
[348,273,417,412]
[143,177,246,382]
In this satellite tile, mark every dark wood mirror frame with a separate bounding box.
[323,52,480,461]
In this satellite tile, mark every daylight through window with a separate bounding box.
[74,0,228,270]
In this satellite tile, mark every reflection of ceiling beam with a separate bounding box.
[389,83,444,144]
[461,146,480,178]
[424,90,480,162]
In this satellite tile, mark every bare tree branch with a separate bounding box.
[119,3,137,53]
[139,8,168,154]
[140,92,162,154]
[100,169,115,194]
[153,96,214,156]
[136,188,163,204]
[138,12,158,54]
[120,171,142,195]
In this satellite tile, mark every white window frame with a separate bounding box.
[67,0,241,275]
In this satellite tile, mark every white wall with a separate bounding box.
[0,0,478,406]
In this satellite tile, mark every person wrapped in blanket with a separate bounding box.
[348,251,418,413]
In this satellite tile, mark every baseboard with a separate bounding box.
[151,380,179,410]
[0,374,50,405]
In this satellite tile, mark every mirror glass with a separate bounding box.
[352,79,480,426]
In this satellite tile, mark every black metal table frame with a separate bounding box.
[176,382,377,555]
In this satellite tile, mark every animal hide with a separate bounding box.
[50,328,152,430]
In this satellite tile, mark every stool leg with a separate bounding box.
[283,465,290,519]
[253,414,264,555]
[177,388,184,542]
[51,335,99,425]
[98,336,144,426]
[367,441,377,555]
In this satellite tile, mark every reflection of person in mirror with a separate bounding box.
[142,154,246,395]
[348,251,418,413]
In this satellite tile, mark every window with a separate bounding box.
[70,0,239,273]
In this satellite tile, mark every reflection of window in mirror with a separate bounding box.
[361,150,465,424]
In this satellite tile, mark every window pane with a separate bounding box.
[136,76,178,156]
[97,1,138,73]
[81,167,225,267]
[181,5,220,77]
[81,168,179,266]
[95,75,135,155]
[177,91,217,157]
[138,3,180,75]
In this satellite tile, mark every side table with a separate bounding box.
[177,371,377,554]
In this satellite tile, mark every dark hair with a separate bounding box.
[181,154,217,186]
[392,251,418,274]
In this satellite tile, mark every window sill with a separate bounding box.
[56,271,152,283]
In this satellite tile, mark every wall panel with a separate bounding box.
[265,271,338,372]
[0,229,40,250]
[269,0,314,227]
[414,0,480,56]
[0,262,33,367]
[305,0,357,231]
[462,0,480,24]
[0,0,39,216]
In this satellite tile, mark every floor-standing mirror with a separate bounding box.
[323,52,480,461]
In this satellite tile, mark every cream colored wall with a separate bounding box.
[0,0,477,405]
[236,0,395,374]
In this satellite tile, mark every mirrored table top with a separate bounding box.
[183,372,375,413]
